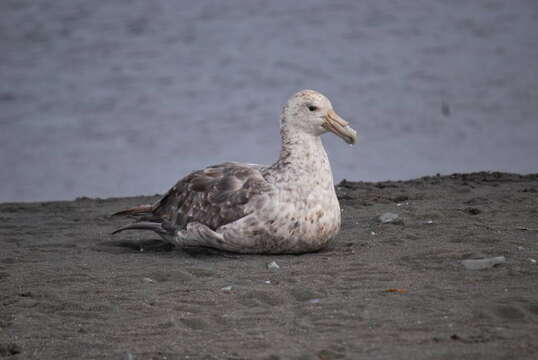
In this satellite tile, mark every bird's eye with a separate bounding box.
[308,105,318,112]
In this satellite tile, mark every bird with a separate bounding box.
[112,90,357,254]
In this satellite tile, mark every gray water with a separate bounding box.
[1,0,537,202]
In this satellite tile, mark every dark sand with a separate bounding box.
[1,172,537,359]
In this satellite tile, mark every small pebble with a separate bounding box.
[530,258,537,264]
[378,212,399,223]
[142,277,155,283]
[461,256,506,270]
[265,280,271,284]
[267,261,280,270]
[221,286,233,292]
[370,231,376,235]
[426,220,433,224]
[517,246,524,250]
[308,298,321,304]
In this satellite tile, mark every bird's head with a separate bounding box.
[281,89,357,144]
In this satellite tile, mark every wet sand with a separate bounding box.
[1,172,537,359]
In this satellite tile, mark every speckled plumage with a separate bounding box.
[113,90,357,254]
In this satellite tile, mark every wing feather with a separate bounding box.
[152,162,273,230]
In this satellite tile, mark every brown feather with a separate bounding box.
[113,162,272,233]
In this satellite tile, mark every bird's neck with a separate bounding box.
[270,124,334,187]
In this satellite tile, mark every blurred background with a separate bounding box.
[1,0,537,202]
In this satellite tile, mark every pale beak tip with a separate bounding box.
[344,128,357,145]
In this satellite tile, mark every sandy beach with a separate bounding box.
[1,172,537,359]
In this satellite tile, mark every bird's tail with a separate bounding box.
[112,204,153,217]
[111,220,177,235]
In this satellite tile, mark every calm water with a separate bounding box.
[1,0,537,202]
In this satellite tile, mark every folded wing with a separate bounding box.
[114,162,273,233]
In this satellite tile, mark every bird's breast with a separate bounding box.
[263,179,341,243]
